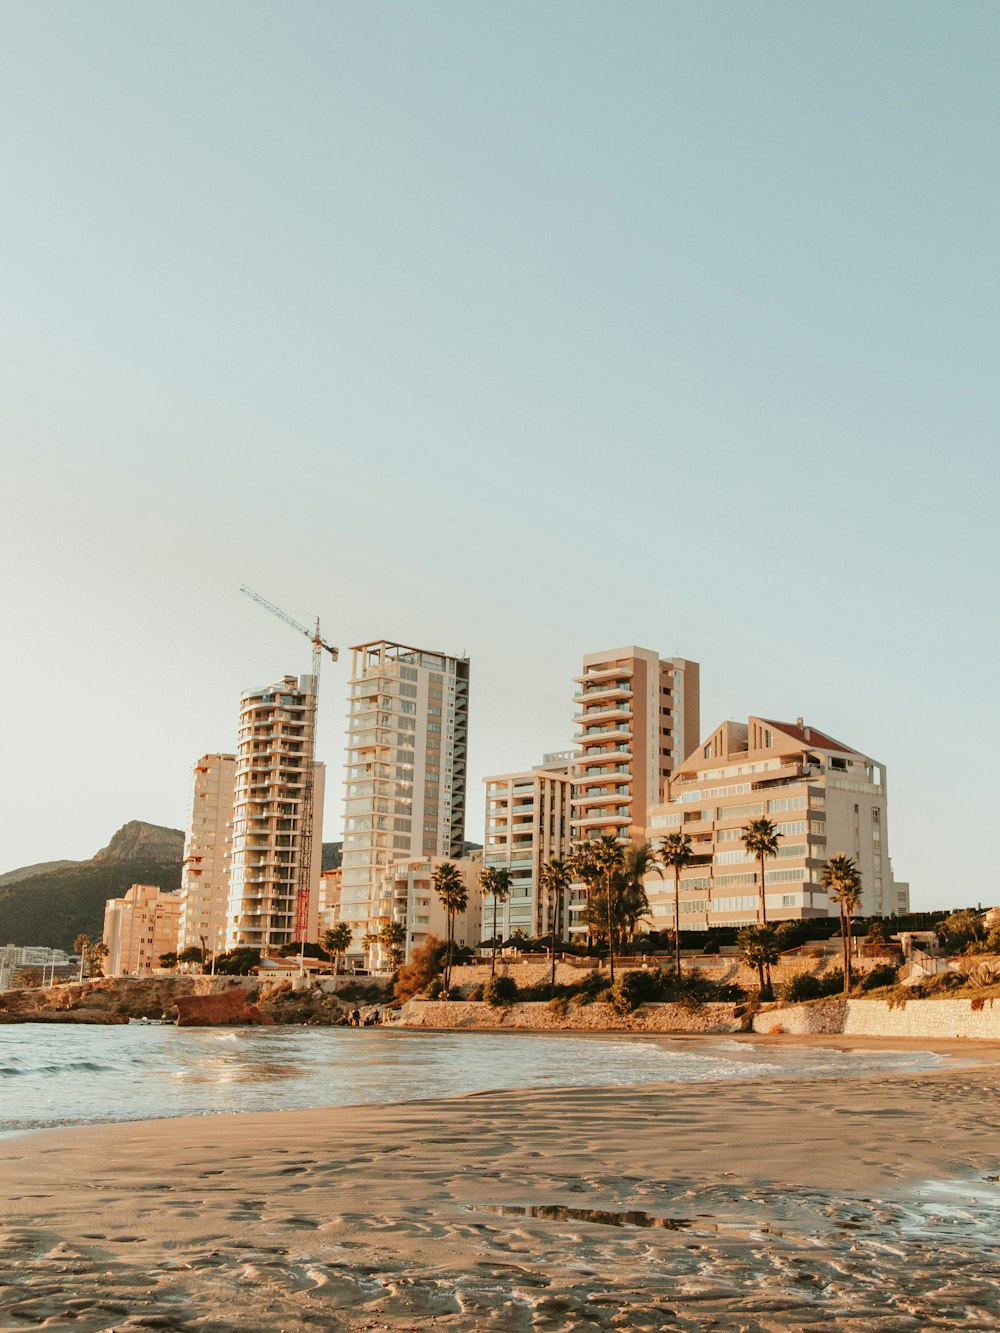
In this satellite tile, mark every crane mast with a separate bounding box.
[240,585,338,947]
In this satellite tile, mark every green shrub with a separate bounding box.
[774,921,809,951]
[858,963,899,992]
[577,970,609,997]
[548,996,568,1018]
[778,973,824,1002]
[482,974,518,1007]
[425,977,446,1000]
[610,969,661,1013]
[818,969,844,997]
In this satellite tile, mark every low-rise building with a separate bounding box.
[0,944,72,990]
[374,854,482,966]
[482,752,573,942]
[643,716,908,929]
[102,883,181,976]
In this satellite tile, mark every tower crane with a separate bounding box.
[240,585,339,946]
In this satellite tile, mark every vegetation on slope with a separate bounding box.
[0,858,183,951]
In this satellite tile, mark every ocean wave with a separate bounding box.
[0,1058,113,1077]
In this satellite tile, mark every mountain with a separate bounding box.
[0,860,78,888]
[91,820,184,864]
[0,828,481,950]
[0,821,184,951]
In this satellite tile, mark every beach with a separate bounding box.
[2,1036,999,1331]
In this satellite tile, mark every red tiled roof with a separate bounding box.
[761,720,855,754]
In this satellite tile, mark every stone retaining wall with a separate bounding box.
[753,996,1000,1040]
[397,999,741,1034]
[448,961,598,990]
[447,954,896,996]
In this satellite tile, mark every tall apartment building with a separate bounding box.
[103,883,181,976]
[340,641,470,949]
[225,674,325,951]
[571,647,700,844]
[482,751,574,941]
[567,646,699,939]
[178,753,236,957]
[644,716,908,928]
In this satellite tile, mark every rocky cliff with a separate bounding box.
[0,975,356,1026]
[91,821,184,864]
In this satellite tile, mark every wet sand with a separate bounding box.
[2,1039,1000,1331]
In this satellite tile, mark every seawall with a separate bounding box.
[396,999,741,1033]
[753,996,1000,1041]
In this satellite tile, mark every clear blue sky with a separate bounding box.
[2,3,996,908]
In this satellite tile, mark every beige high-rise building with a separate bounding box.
[375,854,483,965]
[178,753,235,957]
[568,647,699,937]
[482,751,573,942]
[571,647,700,841]
[226,674,325,951]
[103,883,181,977]
[340,641,470,953]
[644,716,908,929]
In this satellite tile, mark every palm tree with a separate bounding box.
[89,941,109,978]
[737,925,779,999]
[361,931,380,972]
[568,834,625,982]
[431,861,468,991]
[321,922,354,976]
[619,841,657,945]
[538,856,570,992]
[477,865,512,977]
[822,854,863,992]
[742,818,782,925]
[74,933,91,983]
[657,832,694,979]
[378,920,407,970]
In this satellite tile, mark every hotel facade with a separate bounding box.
[339,641,470,953]
[644,716,909,929]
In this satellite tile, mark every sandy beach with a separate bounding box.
[2,1037,1000,1331]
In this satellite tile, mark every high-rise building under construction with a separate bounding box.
[225,674,324,951]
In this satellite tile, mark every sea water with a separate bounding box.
[0,1025,948,1135]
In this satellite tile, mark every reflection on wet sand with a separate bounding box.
[467,1201,693,1229]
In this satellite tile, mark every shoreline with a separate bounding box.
[3,1027,994,1143]
[3,1057,1000,1329]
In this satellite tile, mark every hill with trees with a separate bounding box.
[0,821,184,950]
